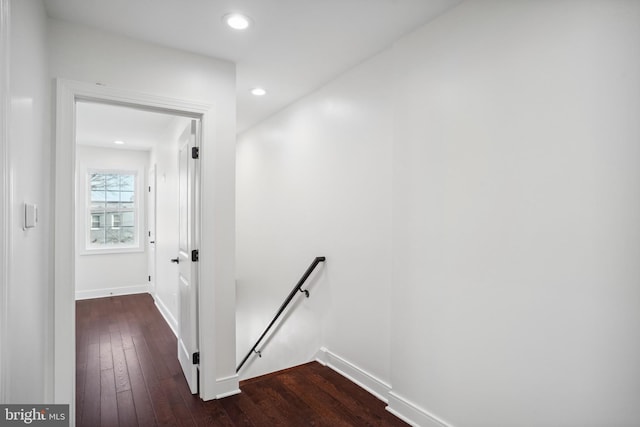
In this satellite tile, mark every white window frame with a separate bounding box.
[83,168,143,254]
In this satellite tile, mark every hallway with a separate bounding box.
[76,294,407,426]
[4,1,638,425]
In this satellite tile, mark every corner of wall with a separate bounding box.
[213,375,240,400]
[152,292,178,337]
[315,347,455,427]
[314,347,391,404]
[386,392,453,427]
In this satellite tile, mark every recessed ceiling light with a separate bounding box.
[114,140,125,145]
[251,87,267,96]
[224,13,251,30]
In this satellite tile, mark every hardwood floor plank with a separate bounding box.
[132,334,160,387]
[217,395,255,427]
[173,373,210,420]
[111,329,132,393]
[196,403,236,427]
[100,368,119,427]
[252,379,311,427]
[100,332,114,371]
[263,378,323,425]
[169,402,198,427]
[161,375,199,426]
[116,390,139,427]
[146,382,177,426]
[80,342,101,427]
[124,346,157,427]
[225,395,270,426]
[75,322,88,421]
[118,310,134,350]
[75,365,85,422]
[141,327,173,380]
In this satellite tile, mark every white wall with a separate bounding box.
[49,19,237,400]
[6,0,51,403]
[236,50,394,381]
[390,1,640,426]
[75,145,149,299]
[237,1,640,426]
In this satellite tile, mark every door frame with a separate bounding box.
[148,165,157,297]
[54,79,237,420]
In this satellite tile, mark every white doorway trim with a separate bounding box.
[54,79,239,418]
[148,165,157,298]
[0,0,10,404]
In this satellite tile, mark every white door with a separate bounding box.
[147,166,156,296]
[176,120,199,393]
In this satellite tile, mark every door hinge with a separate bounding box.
[191,249,199,262]
[149,186,151,192]
[191,147,199,159]
[192,352,200,365]
[148,275,151,282]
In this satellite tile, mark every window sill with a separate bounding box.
[80,246,144,256]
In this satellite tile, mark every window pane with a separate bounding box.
[91,190,106,202]
[106,174,120,190]
[121,211,135,227]
[120,191,134,202]
[90,228,105,244]
[106,227,120,244]
[120,227,135,244]
[90,174,105,191]
[120,175,135,191]
[106,191,119,203]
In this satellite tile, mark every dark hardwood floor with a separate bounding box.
[76,294,408,426]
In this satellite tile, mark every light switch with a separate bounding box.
[24,203,37,229]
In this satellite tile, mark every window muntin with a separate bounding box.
[88,172,138,248]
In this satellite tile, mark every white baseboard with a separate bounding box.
[315,347,452,427]
[215,374,241,399]
[315,347,392,404]
[75,284,149,300]
[153,294,178,338]
[386,391,453,427]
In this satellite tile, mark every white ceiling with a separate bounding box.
[43,0,462,133]
[75,101,188,150]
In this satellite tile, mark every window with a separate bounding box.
[88,172,137,248]
[91,214,102,229]
[111,213,121,228]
